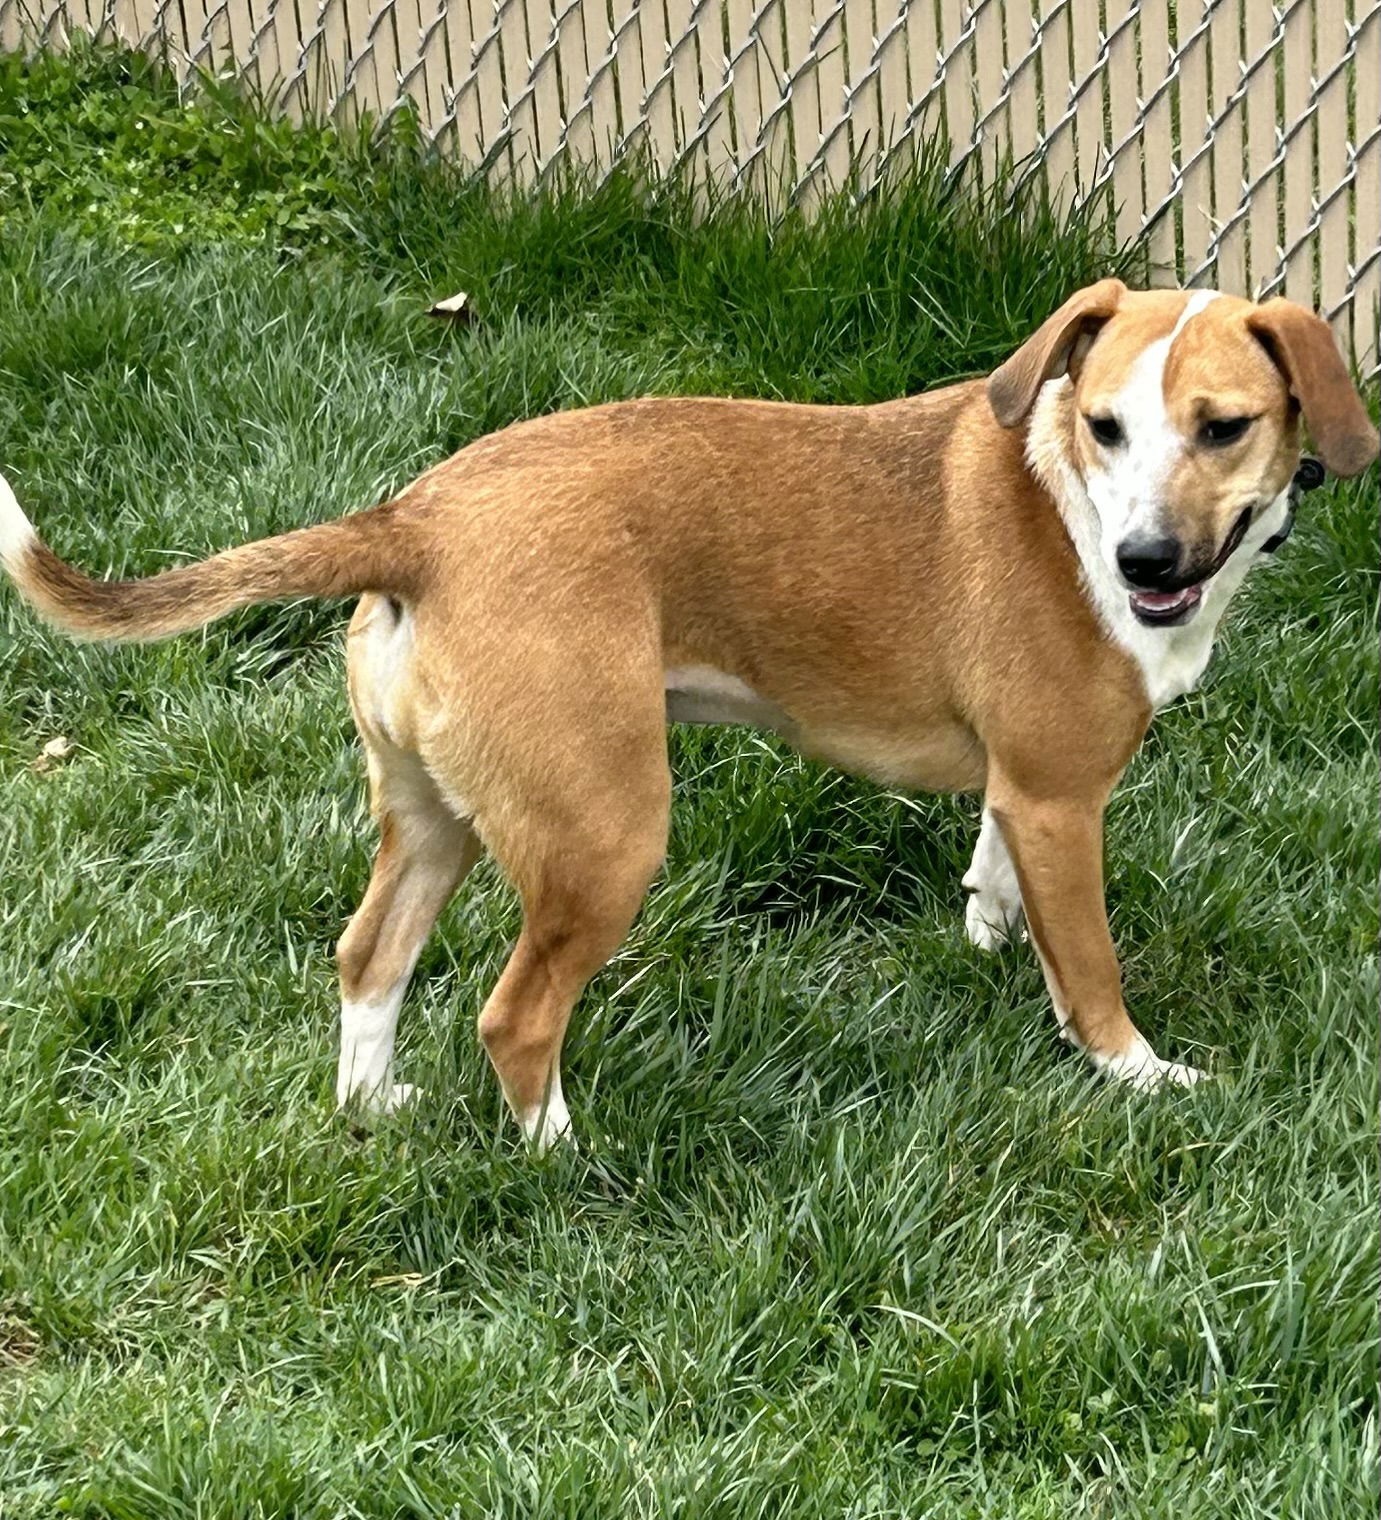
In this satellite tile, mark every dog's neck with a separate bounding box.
[1024,377,1291,711]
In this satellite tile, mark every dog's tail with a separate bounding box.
[0,471,422,642]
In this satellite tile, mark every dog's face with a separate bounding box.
[1070,293,1301,625]
[989,282,1379,628]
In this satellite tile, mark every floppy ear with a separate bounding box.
[1246,298,1379,477]
[987,278,1127,428]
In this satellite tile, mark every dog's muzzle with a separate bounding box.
[1128,457,1324,627]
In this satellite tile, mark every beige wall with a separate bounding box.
[4,0,1377,372]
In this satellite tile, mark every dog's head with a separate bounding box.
[988,280,1378,627]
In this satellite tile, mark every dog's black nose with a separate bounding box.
[1116,534,1181,588]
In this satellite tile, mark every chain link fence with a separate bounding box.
[3,0,1377,370]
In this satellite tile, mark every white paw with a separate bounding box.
[1093,1037,1205,1092]
[520,1079,576,1152]
[376,1082,420,1114]
[524,1113,577,1153]
[338,1082,421,1118]
[964,891,1024,951]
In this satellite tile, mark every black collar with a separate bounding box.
[1260,456,1324,556]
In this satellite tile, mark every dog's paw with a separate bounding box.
[338,1082,421,1121]
[521,1086,576,1153]
[1094,1038,1205,1092]
[524,1109,577,1153]
[377,1082,421,1114]
[964,892,1024,951]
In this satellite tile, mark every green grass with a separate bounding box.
[0,44,1377,1519]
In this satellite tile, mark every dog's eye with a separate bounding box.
[1086,415,1124,447]
[1202,416,1253,446]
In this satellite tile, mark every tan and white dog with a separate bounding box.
[2,280,1376,1145]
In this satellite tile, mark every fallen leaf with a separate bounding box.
[0,1315,40,1367]
[425,290,476,324]
[31,735,75,773]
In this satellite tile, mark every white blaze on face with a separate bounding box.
[1081,290,1220,580]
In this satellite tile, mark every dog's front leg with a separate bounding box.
[962,806,1025,949]
[985,775,1202,1089]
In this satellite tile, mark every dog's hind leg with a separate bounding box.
[428,680,671,1149]
[477,763,670,1149]
[335,741,482,1113]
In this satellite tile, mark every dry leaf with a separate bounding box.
[425,290,475,324]
[31,735,75,774]
[0,1315,40,1368]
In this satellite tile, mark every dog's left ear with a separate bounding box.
[987,278,1127,428]
[1246,299,1379,477]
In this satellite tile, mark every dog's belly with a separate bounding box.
[664,665,985,792]
[664,665,796,734]
[801,723,987,792]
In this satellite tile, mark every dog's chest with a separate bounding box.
[1099,599,1220,711]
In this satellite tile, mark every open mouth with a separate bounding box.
[1128,583,1204,626]
[1125,507,1254,629]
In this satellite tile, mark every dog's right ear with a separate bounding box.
[987,279,1127,428]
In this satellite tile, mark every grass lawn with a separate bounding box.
[0,44,1376,1519]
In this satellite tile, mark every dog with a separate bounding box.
[2,280,1375,1146]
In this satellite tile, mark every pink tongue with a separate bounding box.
[1134,586,1198,611]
